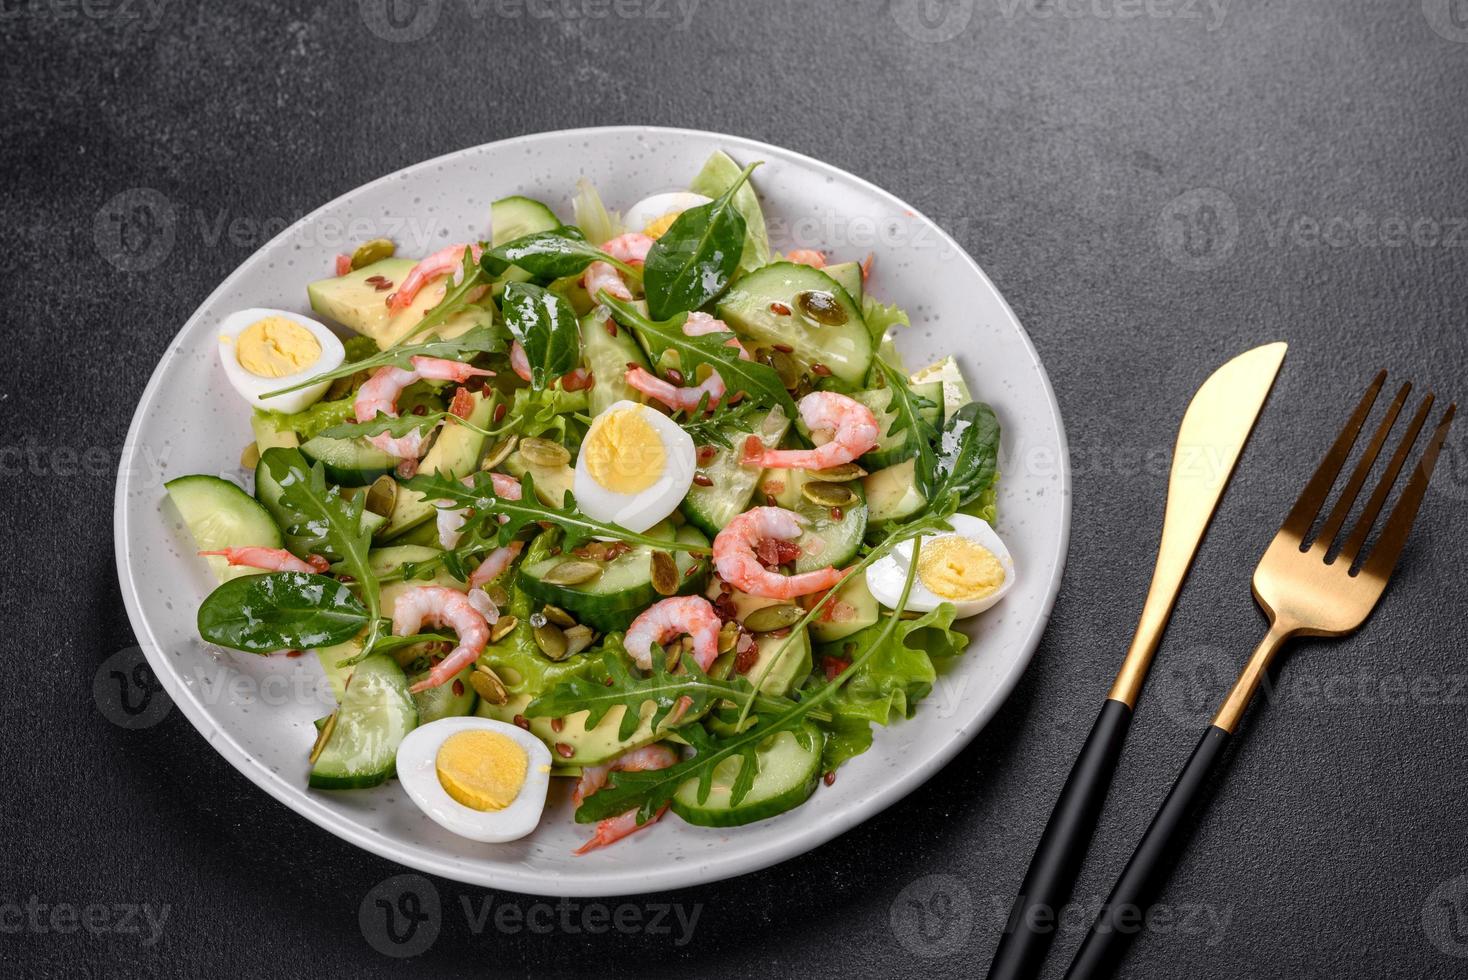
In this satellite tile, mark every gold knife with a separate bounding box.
[984,342,1287,980]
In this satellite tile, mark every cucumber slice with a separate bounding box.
[717,263,873,385]
[847,384,943,470]
[670,723,824,827]
[254,459,386,557]
[409,664,477,723]
[518,524,710,632]
[309,654,418,790]
[165,475,285,582]
[298,435,397,487]
[680,407,790,537]
[763,469,868,573]
[492,195,560,245]
[580,309,651,416]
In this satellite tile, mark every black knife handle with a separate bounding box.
[1063,726,1232,980]
[985,698,1134,980]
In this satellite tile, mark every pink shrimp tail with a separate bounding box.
[198,547,326,575]
[468,541,524,589]
[573,805,669,855]
[409,355,494,383]
[787,249,827,269]
[388,243,484,312]
[335,254,353,276]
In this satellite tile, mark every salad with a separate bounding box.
[166,151,1010,854]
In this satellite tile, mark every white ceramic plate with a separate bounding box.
[114,127,1070,897]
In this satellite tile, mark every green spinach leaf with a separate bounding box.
[197,572,368,653]
[932,401,1000,507]
[872,359,942,497]
[642,162,760,320]
[481,231,638,281]
[501,281,582,390]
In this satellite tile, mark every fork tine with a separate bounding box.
[1317,382,1411,552]
[1338,393,1434,566]
[1281,370,1386,538]
[1357,403,1455,580]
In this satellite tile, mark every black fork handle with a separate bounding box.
[1062,726,1232,980]
[985,698,1134,980]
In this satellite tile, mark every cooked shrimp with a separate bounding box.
[623,312,750,413]
[334,254,353,276]
[582,232,653,303]
[198,547,329,574]
[509,340,592,390]
[741,391,878,471]
[786,249,827,269]
[572,743,680,855]
[713,507,848,599]
[396,586,491,693]
[388,243,484,313]
[436,472,522,549]
[468,541,523,589]
[353,355,493,472]
[622,596,723,673]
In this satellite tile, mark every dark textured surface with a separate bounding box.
[4,1,1468,977]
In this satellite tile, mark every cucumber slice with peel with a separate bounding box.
[717,263,873,385]
[670,722,824,827]
[165,474,284,582]
[309,655,417,790]
[680,406,790,537]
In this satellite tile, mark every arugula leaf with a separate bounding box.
[671,400,763,449]
[404,471,714,555]
[932,401,1001,508]
[872,358,942,498]
[481,231,638,281]
[262,325,501,397]
[398,246,492,345]
[501,281,581,390]
[259,448,383,656]
[643,161,760,320]
[600,295,796,416]
[197,572,368,653]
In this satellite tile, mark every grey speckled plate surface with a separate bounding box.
[113,127,1070,897]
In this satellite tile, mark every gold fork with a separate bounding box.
[1064,372,1456,979]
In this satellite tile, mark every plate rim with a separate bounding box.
[113,125,1071,897]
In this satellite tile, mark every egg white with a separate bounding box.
[866,514,1016,619]
[395,716,552,844]
[573,400,695,533]
[623,191,711,236]
[216,307,345,414]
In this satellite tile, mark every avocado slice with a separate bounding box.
[307,257,490,350]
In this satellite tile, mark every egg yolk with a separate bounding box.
[642,211,682,239]
[435,730,528,811]
[234,316,321,378]
[582,408,665,494]
[917,535,1006,601]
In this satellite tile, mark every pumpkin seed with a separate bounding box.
[742,603,804,633]
[814,462,867,482]
[650,551,679,596]
[718,620,740,653]
[563,624,595,658]
[541,604,576,628]
[490,615,518,643]
[533,622,569,660]
[802,481,858,508]
[519,437,571,468]
[481,435,517,471]
[350,238,395,270]
[485,584,510,608]
[541,560,602,586]
[308,711,338,765]
[770,349,801,390]
[795,289,848,326]
[470,665,509,704]
[363,474,398,518]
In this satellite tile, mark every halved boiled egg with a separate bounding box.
[573,400,695,533]
[623,191,712,239]
[217,308,345,414]
[396,717,552,843]
[866,514,1016,619]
